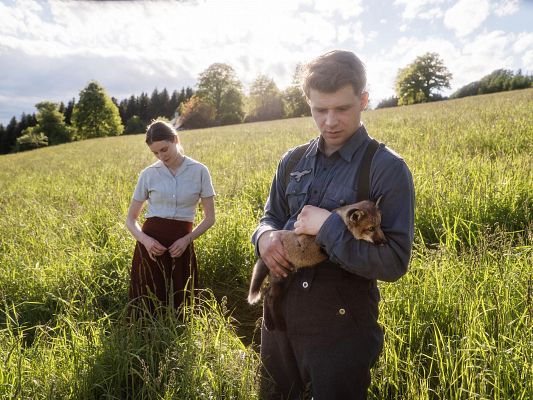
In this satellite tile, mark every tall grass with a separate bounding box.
[0,89,531,398]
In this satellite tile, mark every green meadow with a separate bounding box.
[0,89,531,399]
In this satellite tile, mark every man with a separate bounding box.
[251,50,415,399]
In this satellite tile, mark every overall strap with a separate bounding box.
[357,139,380,201]
[284,142,311,188]
[283,138,381,201]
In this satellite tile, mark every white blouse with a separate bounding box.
[132,157,215,222]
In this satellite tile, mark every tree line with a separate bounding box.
[2,53,530,153]
[0,85,195,154]
[0,62,310,154]
[377,52,532,109]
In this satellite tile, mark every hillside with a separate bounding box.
[0,88,531,399]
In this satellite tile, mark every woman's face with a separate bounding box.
[148,139,180,167]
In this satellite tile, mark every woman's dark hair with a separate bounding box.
[145,120,178,145]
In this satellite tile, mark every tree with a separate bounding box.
[178,95,216,129]
[64,98,75,125]
[33,101,72,145]
[395,52,452,105]
[148,88,165,121]
[246,75,284,122]
[451,68,533,99]
[72,81,124,139]
[282,64,311,118]
[124,115,146,135]
[1,117,18,154]
[17,112,37,137]
[376,96,399,109]
[15,127,48,152]
[450,81,481,99]
[0,124,5,154]
[197,63,245,125]
[138,92,150,123]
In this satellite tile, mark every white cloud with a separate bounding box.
[0,0,529,123]
[394,0,446,20]
[365,36,459,102]
[0,0,371,123]
[335,21,374,49]
[452,30,515,86]
[369,30,525,99]
[493,0,519,16]
[311,0,364,19]
[444,0,491,37]
[512,32,533,54]
[418,7,444,19]
[522,51,533,72]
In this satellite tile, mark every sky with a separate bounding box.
[0,0,532,125]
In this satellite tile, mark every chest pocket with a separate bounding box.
[286,177,312,217]
[320,182,357,211]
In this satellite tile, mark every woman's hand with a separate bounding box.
[142,236,167,261]
[168,236,191,258]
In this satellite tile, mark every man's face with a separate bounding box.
[308,84,368,154]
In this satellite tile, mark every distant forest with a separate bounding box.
[1,63,531,155]
[376,68,532,109]
[0,87,194,154]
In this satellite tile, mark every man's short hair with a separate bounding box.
[301,50,366,98]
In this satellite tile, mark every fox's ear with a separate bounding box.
[375,195,383,208]
[349,209,364,222]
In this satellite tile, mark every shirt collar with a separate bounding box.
[316,124,369,162]
[153,156,191,173]
[154,156,190,166]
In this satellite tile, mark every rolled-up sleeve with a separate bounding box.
[316,155,415,282]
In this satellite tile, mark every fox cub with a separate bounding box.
[248,198,386,331]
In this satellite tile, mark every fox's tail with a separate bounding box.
[248,259,269,304]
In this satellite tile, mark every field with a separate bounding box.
[0,89,532,399]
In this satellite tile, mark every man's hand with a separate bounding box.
[294,205,331,235]
[258,230,292,278]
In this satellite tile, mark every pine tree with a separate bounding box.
[138,92,149,123]
[64,99,75,125]
[1,117,18,154]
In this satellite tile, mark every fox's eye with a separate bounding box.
[367,227,375,232]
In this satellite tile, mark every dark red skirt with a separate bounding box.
[128,217,198,315]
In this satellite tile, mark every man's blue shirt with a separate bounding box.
[251,124,415,282]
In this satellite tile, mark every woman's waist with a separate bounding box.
[141,217,193,245]
[144,208,196,222]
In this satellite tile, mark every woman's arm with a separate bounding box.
[168,196,216,258]
[125,199,167,261]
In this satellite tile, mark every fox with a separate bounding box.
[248,198,386,331]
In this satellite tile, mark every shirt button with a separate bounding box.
[338,308,346,315]
[339,200,346,206]
[302,281,309,289]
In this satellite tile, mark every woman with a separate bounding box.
[126,120,215,316]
